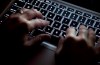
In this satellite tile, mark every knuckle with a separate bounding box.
[9,14,22,21]
[25,9,34,14]
[15,16,22,21]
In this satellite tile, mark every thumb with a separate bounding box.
[56,37,65,54]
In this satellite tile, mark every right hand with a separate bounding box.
[55,25,99,65]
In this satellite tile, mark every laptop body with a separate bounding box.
[0,0,100,65]
[0,0,100,52]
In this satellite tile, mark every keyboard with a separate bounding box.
[0,0,100,46]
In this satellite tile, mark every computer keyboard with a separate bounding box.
[0,0,100,46]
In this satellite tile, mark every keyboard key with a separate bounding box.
[33,6,40,11]
[83,13,91,18]
[51,2,59,7]
[85,19,95,26]
[34,1,40,6]
[67,7,74,12]
[77,16,86,23]
[62,11,70,17]
[0,16,7,23]
[50,35,60,46]
[53,22,61,29]
[47,5,55,12]
[39,2,48,9]
[61,24,69,31]
[15,1,25,7]
[54,15,62,22]
[62,17,70,25]
[27,0,33,3]
[47,12,55,19]
[38,27,45,30]
[75,10,83,15]
[53,29,61,36]
[62,32,66,37]
[21,0,28,2]
[25,4,33,9]
[5,10,13,15]
[32,0,37,5]
[11,5,19,10]
[47,18,53,25]
[45,0,52,4]
[45,26,53,33]
[94,22,100,28]
[10,8,16,13]
[40,9,47,16]
[70,21,78,27]
[70,13,78,20]
[92,16,100,20]
[31,29,45,36]
[96,29,100,36]
[4,14,10,18]
[54,8,63,15]
[38,0,44,1]
[59,4,66,9]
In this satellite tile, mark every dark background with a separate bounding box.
[0,0,11,15]
[63,0,100,12]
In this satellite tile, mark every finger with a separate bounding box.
[98,38,100,44]
[88,28,96,46]
[28,19,49,31]
[56,37,65,54]
[21,8,43,20]
[24,34,51,46]
[66,27,76,38]
[32,8,43,18]
[78,25,88,39]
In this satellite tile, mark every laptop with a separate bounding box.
[0,0,100,52]
[0,0,100,64]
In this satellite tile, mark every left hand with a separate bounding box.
[0,8,50,47]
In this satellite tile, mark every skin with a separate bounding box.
[0,8,100,65]
[0,8,50,47]
[55,26,100,65]
[0,8,51,65]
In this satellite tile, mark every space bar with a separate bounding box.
[41,41,57,51]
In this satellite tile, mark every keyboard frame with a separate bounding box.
[0,0,100,50]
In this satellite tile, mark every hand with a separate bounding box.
[0,8,50,47]
[0,8,51,65]
[55,25,97,65]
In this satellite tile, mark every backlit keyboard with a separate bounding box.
[0,0,100,46]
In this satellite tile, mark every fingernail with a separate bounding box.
[89,28,94,31]
[34,9,38,11]
[80,25,85,27]
[70,26,75,29]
